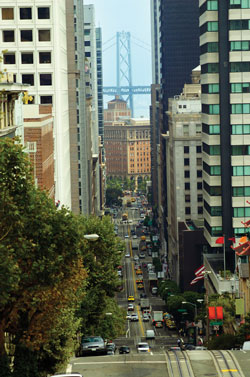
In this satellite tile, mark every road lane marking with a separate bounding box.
[136,305,145,337]
[66,364,72,373]
[221,370,238,373]
[74,361,166,365]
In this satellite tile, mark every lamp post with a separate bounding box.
[182,301,198,346]
[84,234,99,241]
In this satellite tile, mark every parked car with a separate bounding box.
[78,336,106,356]
[137,342,150,353]
[119,345,130,354]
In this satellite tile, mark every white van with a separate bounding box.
[146,329,155,339]
[242,341,250,350]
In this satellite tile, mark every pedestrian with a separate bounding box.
[177,338,181,348]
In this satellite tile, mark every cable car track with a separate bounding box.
[166,350,194,377]
[209,350,244,377]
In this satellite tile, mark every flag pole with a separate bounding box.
[223,234,226,280]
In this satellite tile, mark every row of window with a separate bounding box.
[200,82,250,94]
[18,95,52,105]
[202,104,220,115]
[22,73,52,86]
[203,123,250,135]
[203,143,220,155]
[234,207,250,217]
[200,20,250,34]
[200,42,218,55]
[184,146,202,153]
[185,207,204,215]
[203,103,250,115]
[185,182,203,190]
[230,40,250,51]
[204,162,250,176]
[204,183,250,197]
[185,195,203,203]
[1,7,50,20]
[2,29,51,43]
[204,201,222,216]
[184,170,202,178]
[3,52,51,65]
[204,220,222,237]
[202,62,250,73]
[203,144,250,156]
[200,0,218,15]
[230,0,250,8]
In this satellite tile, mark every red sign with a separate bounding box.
[209,306,216,320]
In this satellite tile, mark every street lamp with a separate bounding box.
[84,234,99,241]
[182,301,198,346]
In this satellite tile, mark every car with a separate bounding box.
[128,295,135,301]
[137,283,144,290]
[143,313,150,322]
[106,342,116,355]
[134,255,139,261]
[124,234,129,238]
[130,313,139,322]
[125,252,130,258]
[119,345,130,354]
[128,304,134,311]
[133,235,138,239]
[169,346,182,351]
[136,269,143,275]
[50,374,83,377]
[140,293,147,299]
[139,252,145,258]
[137,342,150,353]
[126,313,131,320]
[79,336,106,356]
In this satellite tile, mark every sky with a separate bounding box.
[84,0,152,117]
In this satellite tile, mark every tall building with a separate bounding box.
[165,67,203,283]
[200,1,250,253]
[83,5,102,215]
[104,95,131,125]
[150,0,161,85]
[157,0,200,254]
[0,2,72,208]
[96,27,104,147]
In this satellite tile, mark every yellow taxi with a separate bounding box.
[128,295,135,302]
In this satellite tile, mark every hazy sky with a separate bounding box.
[84,0,152,117]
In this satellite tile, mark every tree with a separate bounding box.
[77,215,126,339]
[0,138,87,376]
[105,187,122,207]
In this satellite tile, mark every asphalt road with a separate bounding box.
[67,202,250,377]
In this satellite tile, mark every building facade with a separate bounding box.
[104,117,151,181]
[104,95,131,126]
[0,1,72,208]
[165,68,203,283]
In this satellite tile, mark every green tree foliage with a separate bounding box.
[0,139,87,376]
[105,187,122,207]
[207,334,237,350]
[77,215,126,340]
[237,313,250,344]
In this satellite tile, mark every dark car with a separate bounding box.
[140,293,147,298]
[119,345,130,354]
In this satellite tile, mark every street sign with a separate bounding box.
[178,309,187,313]
[213,325,219,331]
[210,320,223,326]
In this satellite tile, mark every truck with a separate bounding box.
[122,213,128,221]
[152,311,164,328]
[140,298,150,311]
[149,273,158,294]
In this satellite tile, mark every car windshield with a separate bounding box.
[82,337,102,343]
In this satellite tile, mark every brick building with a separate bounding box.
[104,95,131,125]
[24,105,54,199]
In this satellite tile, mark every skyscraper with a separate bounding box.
[200,1,250,252]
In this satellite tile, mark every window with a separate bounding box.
[198,207,203,214]
[38,30,51,42]
[197,182,202,190]
[185,207,191,215]
[185,195,191,202]
[3,53,15,64]
[208,84,219,93]
[185,183,190,190]
[230,0,250,8]
[231,83,250,93]
[38,7,50,19]
[22,74,34,86]
[196,146,202,153]
[207,21,218,31]
[40,74,52,86]
[232,103,250,114]
[234,207,250,217]
[184,158,190,166]
[85,52,91,57]
[233,186,250,196]
[203,123,220,134]
[3,30,14,42]
[39,52,51,64]
[209,104,220,114]
[231,41,250,51]
[198,194,203,202]
[20,8,32,20]
[2,8,14,20]
[184,171,190,178]
[40,96,52,104]
[183,124,189,136]
[197,170,202,178]
[84,29,90,36]
[232,145,250,155]
[85,41,90,46]
[184,146,189,153]
[233,166,250,176]
[207,0,218,10]
[21,53,33,64]
[197,158,202,166]
[231,62,250,72]
[21,30,33,42]
[232,124,250,134]
[230,19,250,29]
